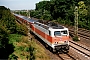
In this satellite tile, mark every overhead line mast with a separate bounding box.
[27,10,30,18]
[74,6,78,37]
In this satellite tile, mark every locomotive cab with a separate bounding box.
[49,28,70,52]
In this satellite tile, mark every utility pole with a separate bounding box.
[27,10,30,18]
[27,10,28,17]
[19,10,20,15]
[74,6,78,36]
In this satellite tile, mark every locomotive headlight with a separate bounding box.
[64,41,69,45]
[54,42,57,44]
[64,41,68,43]
[54,42,58,45]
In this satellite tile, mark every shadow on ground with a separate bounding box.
[0,42,14,59]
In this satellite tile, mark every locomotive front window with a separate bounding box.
[54,30,68,36]
[54,31,61,36]
[61,30,68,36]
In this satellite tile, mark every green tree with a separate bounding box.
[35,1,51,20]
[0,6,16,33]
[78,1,88,28]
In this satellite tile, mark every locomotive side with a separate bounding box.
[14,14,70,53]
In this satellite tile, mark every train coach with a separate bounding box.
[14,14,70,53]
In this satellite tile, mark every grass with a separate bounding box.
[30,40,50,60]
[8,34,50,60]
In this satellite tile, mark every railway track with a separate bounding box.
[63,25,90,49]
[68,27,90,38]
[69,41,90,60]
[70,29,90,36]
[69,41,90,52]
[70,30,90,40]
[56,53,76,60]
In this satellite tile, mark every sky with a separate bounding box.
[0,0,42,10]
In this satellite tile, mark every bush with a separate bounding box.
[73,36,80,41]
[8,34,22,44]
[29,46,35,60]
[9,54,18,60]
[16,24,28,36]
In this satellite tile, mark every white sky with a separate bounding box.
[0,0,42,10]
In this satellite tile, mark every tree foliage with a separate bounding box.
[0,24,14,59]
[0,25,8,48]
[14,0,90,29]
[0,6,16,33]
[16,23,28,36]
[29,0,90,30]
[78,1,88,28]
[78,1,88,20]
[0,6,28,59]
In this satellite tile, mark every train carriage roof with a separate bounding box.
[22,16,38,23]
[14,14,37,23]
[28,19,38,23]
[14,14,67,30]
[14,14,24,18]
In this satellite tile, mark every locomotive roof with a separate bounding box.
[35,20,65,29]
[14,14,24,18]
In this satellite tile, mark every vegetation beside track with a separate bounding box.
[8,34,50,60]
[0,6,50,59]
[0,6,28,59]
